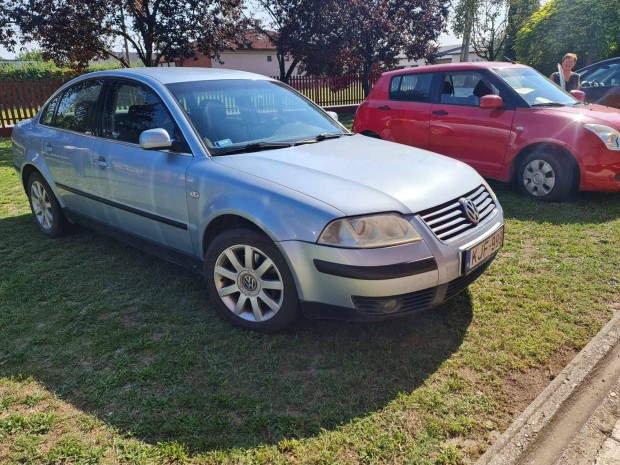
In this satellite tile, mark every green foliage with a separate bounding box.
[15,49,46,61]
[0,60,124,81]
[504,0,540,61]
[0,61,70,80]
[515,0,620,74]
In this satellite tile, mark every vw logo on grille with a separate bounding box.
[242,274,258,292]
[459,198,480,225]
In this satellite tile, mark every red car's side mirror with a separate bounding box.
[480,95,504,110]
[570,89,586,102]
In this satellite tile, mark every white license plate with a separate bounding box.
[463,226,504,274]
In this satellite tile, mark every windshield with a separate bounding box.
[166,79,345,154]
[494,67,577,107]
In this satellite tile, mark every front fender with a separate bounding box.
[186,159,344,258]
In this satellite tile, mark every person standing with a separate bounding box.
[550,53,581,91]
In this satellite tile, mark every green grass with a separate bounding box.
[1,137,619,464]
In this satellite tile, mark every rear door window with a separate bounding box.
[52,80,103,134]
[389,73,433,102]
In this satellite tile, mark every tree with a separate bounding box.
[503,0,539,62]
[452,0,509,61]
[249,0,325,83]
[302,0,449,96]
[0,0,248,72]
[515,0,620,75]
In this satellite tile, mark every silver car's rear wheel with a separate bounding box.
[214,244,284,323]
[31,180,54,230]
[205,228,300,332]
[27,172,70,238]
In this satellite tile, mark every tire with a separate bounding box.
[26,172,71,238]
[517,150,575,201]
[204,228,301,332]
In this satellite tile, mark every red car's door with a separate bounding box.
[429,71,515,175]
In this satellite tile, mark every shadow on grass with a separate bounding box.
[488,180,620,225]
[0,213,473,453]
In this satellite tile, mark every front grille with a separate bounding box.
[352,288,436,316]
[444,255,495,300]
[418,185,497,242]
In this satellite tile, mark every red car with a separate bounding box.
[353,62,620,201]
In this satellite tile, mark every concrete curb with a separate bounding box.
[476,309,620,465]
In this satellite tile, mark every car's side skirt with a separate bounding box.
[64,209,203,271]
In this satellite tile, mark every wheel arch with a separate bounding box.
[510,142,580,187]
[201,214,272,259]
[20,164,41,193]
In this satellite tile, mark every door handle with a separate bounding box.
[378,105,392,111]
[44,143,53,154]
[432,110,449,116]
[93,157,108,168]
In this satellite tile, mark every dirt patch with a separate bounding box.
[501,347,579,418]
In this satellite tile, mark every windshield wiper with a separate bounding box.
[531,102,566,107]
[294,132,352,145]
[211,141,293,156]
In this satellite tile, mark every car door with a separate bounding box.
[378,72,434,149]
[38,79,105,217]
[91,79,195,255]
[429,71,515,174]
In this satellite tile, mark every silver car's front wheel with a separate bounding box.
[205,228,300,332]
[214,244,284,323]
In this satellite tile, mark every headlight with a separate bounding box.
[584,124,620,151]
[318,213,422,248]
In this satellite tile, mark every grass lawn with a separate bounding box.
[1,136,619,465]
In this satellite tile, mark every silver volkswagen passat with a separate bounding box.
[12,68,504,332]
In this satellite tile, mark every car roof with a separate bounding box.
[382,61,529,78]
[85,67,274,84]
[576,57,620,75]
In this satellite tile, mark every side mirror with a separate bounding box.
[480,95,504,110]
[570,89,586,102]
[139,128,173,150]
[326,111,339,121]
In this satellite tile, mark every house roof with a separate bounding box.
[240,30,277,50]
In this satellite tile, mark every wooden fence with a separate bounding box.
[0,75,373,137]
[273,75,377,107]
[0,79,68,137]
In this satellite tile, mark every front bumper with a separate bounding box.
[579,145,620,192]
[277,211,504,321]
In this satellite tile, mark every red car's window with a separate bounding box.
[441,72,498,107]
[389,73,433,102]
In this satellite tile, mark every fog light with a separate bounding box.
[381,299,401,313]
[616,173,620,182]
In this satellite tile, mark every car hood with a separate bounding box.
[212,135,483,216]
[542,103,620,128]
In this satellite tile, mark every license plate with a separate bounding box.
[462,226,504,274]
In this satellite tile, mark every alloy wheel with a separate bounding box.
[213,244,284,323]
